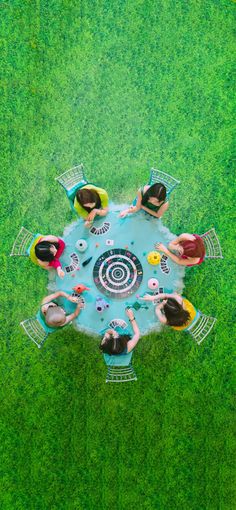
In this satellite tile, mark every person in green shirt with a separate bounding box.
[119,183,169,219]
[74,184,109,227]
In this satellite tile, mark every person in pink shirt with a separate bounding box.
[34,235,65,278]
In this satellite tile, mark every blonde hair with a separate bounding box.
[45,306,66,327]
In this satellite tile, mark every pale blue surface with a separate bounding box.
[50,208,185,336]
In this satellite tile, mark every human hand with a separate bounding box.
[139,294,154,302]
[155,242,168,253]
[70,296,79,303]
[85,220,93,228]
[57,268,65,279]
[125,307,135,320]
[87,210,97,222]
[156,299,167,310]
[119,209,129,218]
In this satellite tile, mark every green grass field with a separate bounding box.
[1,1,235,509]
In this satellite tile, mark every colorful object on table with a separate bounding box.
[127,301,149,311]
[106,239,114,246]
[90,222,111,236]
[76,239,88,252]
[93,248,143,299]
[82,256,93,267]
[147,251,161,265]
[148,278,159,290]
[65,252,80,273]
[160,254,171,274]
[95,243,99,247]
[73,284,90,294]
[96,297,110,313]
[71,292,85,306]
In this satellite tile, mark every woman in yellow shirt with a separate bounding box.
[73,184,109,227]
[140,292,197,330]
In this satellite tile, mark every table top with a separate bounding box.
[49,208,185,336]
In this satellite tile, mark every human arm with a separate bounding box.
[94,207,108,217]
[64,302,84,324]
[141,201,169,218]
[155,242,199,266]
[119,191,142,218]
[177,233,196,242]
[56,291,78,303]
[125,308,140,352]
[48,258,65,277]
[40,235,59,243]
[169,233,195,245]
[86,207,108,223]
[140,292,182,304]
[155,303,168,324]
[41,291,67,306]
[168,233,196,250]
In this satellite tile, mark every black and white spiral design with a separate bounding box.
[93,249,143,299]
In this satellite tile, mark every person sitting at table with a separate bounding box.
[155,233,205,267]
[74,185,109,227]
[99,308,140,357]
[140,292,197,330]
[119,182,169,219]
[30,234,66,278]
[40,290,83,328]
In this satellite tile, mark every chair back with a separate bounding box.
[10,227,34,256]
[200,228,223,259]
[55,164,87,192]
[55,164,88,211]
[186,311,217,345]
[20,317,49,348]
[106,364,137,383]
[149,168,180,195]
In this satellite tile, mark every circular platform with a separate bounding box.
[93,248,143,299]
[49,208,185,336]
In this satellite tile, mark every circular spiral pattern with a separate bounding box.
[93,249,143,299]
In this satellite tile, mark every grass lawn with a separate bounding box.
[0,1,235,509]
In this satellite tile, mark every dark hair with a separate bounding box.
[76,188,101,212]
[163,298,190,327]
[142,183,167,206]
[100,333,131,355]
[180,238,205,259]
[35,241,59,262]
